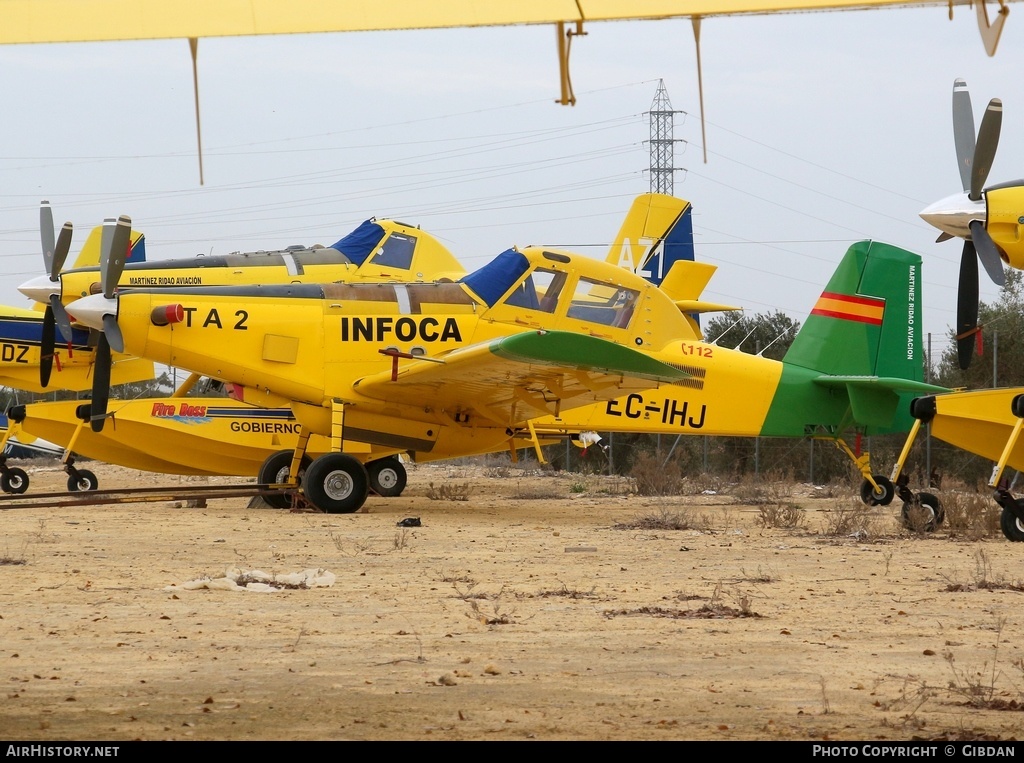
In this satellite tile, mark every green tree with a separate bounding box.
[702,310,800,360]
[935,269,1024,389]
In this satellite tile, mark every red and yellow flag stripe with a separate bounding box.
[810,292,884,325]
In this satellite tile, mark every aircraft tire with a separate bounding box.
[999,506,1024,542]
[367,457,407,497]
[258,450,312,509]
[1,467,29,495]
[860,475,894,507]
[901,492,943,532]
[303,454,368,514]
[68,469,98,492]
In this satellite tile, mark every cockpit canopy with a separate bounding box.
[461,248,642,330]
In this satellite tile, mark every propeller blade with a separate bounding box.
[40,201,55,276]
[970,218,1006,286]
[51,222,73,281]
[40,306,55,388]
[102,313,124,354]
[936,232,955,243]
[952,78,976,194]
[971,98,1002,201]
[50,294,73,343]
[957,241,980,370]
[90,333,112,433]
[102,215,131,299]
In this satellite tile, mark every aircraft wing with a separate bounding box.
[813,375,949,428]
[0,1,991,43]
[352,330,689,427]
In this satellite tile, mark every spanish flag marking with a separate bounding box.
[810,292,884,325]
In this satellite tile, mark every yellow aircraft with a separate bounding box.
[919,79,1024,370]
[20,205,466,390]
[889,389,1024,541]
[0,204,155,394]
[9,194,704,501]
[67,231,943,514]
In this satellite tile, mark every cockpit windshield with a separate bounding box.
[367,231,417,269]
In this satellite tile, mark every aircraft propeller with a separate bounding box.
[38,202,75,387]
[84,216,132,432]
[921,79,1007,370]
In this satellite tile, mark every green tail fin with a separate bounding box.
[760,241,937,437]
[783,240,923,383]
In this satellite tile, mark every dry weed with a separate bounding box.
[629,450,684,496]
[820,499,882,538]
[613,508,702,531]
[426,481,472,501]
[941,491,1001,540]
[730,473,793,506]
[512,481,564,500]
[757,502,806,529]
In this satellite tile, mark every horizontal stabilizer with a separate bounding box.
[814,375,948,428]
[674,300,742,314]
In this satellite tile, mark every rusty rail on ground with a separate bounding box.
[0,482,303,510]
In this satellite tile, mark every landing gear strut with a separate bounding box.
[823,436,896,507]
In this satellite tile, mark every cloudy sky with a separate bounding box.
[0,6,1020,364]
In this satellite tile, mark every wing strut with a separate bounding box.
[975,0,1009,56]
[555,21,586,106]
[189,37,205,186]
[692,17,708,164]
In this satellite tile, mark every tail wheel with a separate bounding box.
[901,492,944,532]
[302,454,368,514]
[860,475,895,506]
[68,469,98,492]
[1000,506,1024,542]
[367,457,407,497]
[257,449,312,509]
[0,467,29,495]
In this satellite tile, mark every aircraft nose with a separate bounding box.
[919,192,986,240]
[18,274,59,303]
[65,293,116,332]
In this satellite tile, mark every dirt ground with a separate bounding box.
[0,458,1022,742]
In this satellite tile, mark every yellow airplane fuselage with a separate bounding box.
[14,398,380,476]
[987,185,1024,272]
[108,250,794,457]
[0,306,152,393]
[54,221,467,305]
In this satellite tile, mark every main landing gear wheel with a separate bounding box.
[68,469,98,492]
[860,475,895,507]
[901,492,944,533]
[367,457,407,497]
[303,454,369,514]
[1000,506,1024,542]
[257,450,313,509]
[0,467,29,494]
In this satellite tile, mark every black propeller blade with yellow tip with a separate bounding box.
[945,80,1005,370]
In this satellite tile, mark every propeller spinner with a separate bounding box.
[920,79,1009,370]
